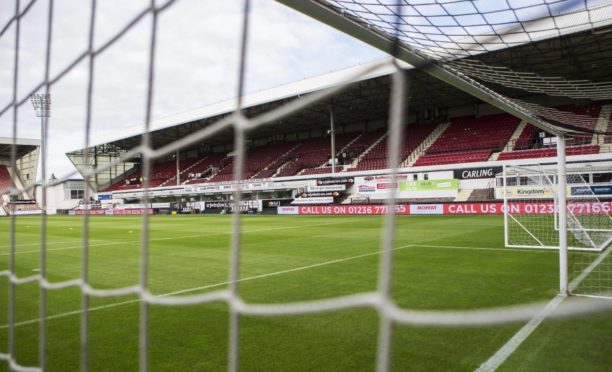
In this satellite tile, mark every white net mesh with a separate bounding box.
[566,174,612,298]
[503,164,560,250]
[2,1,612,371]
[504,162,612,299]
[316,0,612,61]
[504,163,612,251]
[282,0,612,134]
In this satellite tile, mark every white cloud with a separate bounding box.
[0,0,384,181]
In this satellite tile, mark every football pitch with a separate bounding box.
[1,214,611,371]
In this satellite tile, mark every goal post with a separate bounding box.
[502,163,562,250]
[503,165,612,252]
[502,141,612,297]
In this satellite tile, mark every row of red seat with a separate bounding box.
[341,129,385,157]
[102,108,606,191]
[414,149,492,166]
[104,158,199,191]
[426,114,519,154]
[300,167,344,176]
[497,145,600,160]
[513,124,539,150]
[353,124,436,171]
[211,142,297,182]
[276,132,361,177]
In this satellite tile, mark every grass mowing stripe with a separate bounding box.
[0,243,547,330]
[1,220,353,256]
[475,245,612,372]
[0,243,410,330]
[474,294,566,372]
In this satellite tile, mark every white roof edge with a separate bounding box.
[0,137,41,146]
[69,58,407,152]
[69,2,612,153]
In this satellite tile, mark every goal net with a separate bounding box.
[565,173,612,298]
[3,0,612,371]
[503,161,612,298]
[504,163,612,252]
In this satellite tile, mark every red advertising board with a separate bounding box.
[112,208,154,215]
[287,205,410,215]
[70,209,106,215]
[70,209,153,215]
[278,202,612,215]
[444,202,612,215]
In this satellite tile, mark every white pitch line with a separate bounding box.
[411,244,557,254]
[475,246,612,372]
[0,221,352,256]
[0,236,112,248]
[474,294,565,372]
[0,243,547,330]
[0,244,413,330]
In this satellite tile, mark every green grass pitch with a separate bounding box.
[0,215,611,371]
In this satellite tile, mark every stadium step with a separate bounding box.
[352,131,388,168]
[272,159,294,177]
[5,166,28,199]
[454,188,473,202]
[167,157,212,186]
[593,105,612,145]
[340,133,362,155]
[253,143,300,179]
[505,120,528,152]
[405,122,450,167]
[180,157,214,185]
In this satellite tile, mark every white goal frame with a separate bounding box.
[502,138,570,292]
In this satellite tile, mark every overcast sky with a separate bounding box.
[0,0,384,180]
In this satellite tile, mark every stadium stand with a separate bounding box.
[426,114,520,153]
[468,188,495,201]
[340,129,386,159]
[300,166,345,176]
[104,158,200,190]
[558,103,601,131]
[352,123,436,171]
[101,108,606,191]
[414,149,493,166]
[209,142,297,182]
[158,158,199,187]
[12,203,40,212]
[275,132,360,177]
[414,114,520,166]
[497,144,600,160]
[604,115,612,143]
[183,153,227,184]
[513,124,539,150]
[510,103,603,150]
[0,165,14,194]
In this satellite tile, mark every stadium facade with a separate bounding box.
[60,11,612,216]
[0,137,40,215]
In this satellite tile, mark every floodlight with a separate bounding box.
[31,93,51,117]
